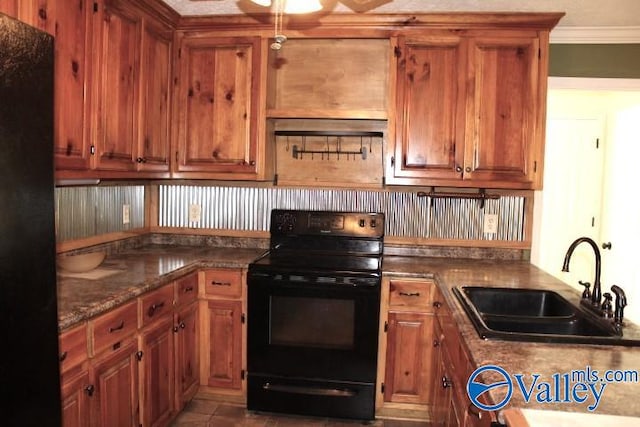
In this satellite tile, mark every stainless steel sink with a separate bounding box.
[453,286,640,346]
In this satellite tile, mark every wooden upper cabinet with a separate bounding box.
[83,0,172,176]
[389,30,549,189]
[392,35,467,181]
[52,0,93,171]
[92,1,141,171]
[137,20,172,172]
[0,0,49,31]
[174,36,261,178]
[0,0,93,171]
[466,36,541,186]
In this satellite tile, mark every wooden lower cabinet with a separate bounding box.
[59,323,91,427]
[430,328,451,426]
[205,299,243,390]
[61,369,92,427]
[198,268,245,397]
[384,311,434,404]
[380,278,493,426]
[431,289,493,427]
[90,340,140,427]
[139,314,176,427]
[175,300,200,410]
[378,278,438,419]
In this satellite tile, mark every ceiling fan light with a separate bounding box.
[250,0,272,7]
[284,0,322,14]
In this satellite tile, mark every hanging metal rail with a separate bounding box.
[275,130,383,161]
[417,187,501,209]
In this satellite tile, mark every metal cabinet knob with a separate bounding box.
[84,385,95,397]
[442,376,452,388]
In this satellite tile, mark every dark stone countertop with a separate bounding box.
[57,244,266,330]
[56,245,640,419]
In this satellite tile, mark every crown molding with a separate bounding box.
[551,26,640,44]
[548,77,640,90]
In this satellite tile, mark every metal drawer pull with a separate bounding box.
[184,286,194,292]
[399,291,420,297]
[211,281,232,286]
[148,301,165,317]
[59,351,68,362]
[433,301,442,309]
[263,382,357,397]
[108,320,125,333]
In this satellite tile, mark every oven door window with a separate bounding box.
[270,296,354,350]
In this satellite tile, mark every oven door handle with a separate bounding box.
[262,382,358,397]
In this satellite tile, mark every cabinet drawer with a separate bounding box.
[139,285,174,328]
[389,280,434,309]
[90,301,138,356]
[203,269,242,298]
[59,323,88,373]
[175,273,198,306]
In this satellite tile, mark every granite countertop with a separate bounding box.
[57,245,640,419]
[57,244,265,330]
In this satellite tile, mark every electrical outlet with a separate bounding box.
[122,204,130,225]
[189,204,201,223]
[483,214,498,234]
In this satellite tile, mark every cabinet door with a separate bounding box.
[61,369,92,427]
[384,311,434,404]
[175,36,260,177]
[0,0,93,170]
[466,36,540,185]
[175,301,200,410]
[90,340,140,427]
[92,0,140,171]
[137,20,171,172]
[392,36,466,181]
[52,0,93,170]
[430,321,446,425]
[0,0,49,31]
[139,315,175,427]
[206,299,243,389]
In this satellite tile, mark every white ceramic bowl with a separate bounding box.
[57,252,106,273]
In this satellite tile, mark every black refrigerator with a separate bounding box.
[0,13,62,426]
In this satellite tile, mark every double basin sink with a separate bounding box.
[453,286,640,346]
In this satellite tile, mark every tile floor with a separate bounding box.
[170,398,431,427]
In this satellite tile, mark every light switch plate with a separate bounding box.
[122,204,130,225]
[483,214,498,234]
[189,204,202,223]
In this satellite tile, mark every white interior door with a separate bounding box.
[599,93,640,323]
[531,90,605,290]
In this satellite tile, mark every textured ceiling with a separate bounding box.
[161,0,640,27]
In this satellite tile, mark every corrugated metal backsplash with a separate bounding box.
[158,185,526,241]
[56,186,145,242]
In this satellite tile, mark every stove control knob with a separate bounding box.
[359,219,366,227]
[370,219,377,228]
